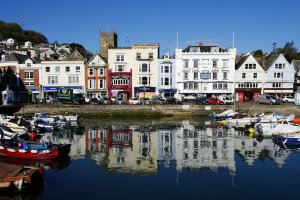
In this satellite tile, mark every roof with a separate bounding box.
[67,49,85,61]
[86,53,107,65]
[7,53,29,63]
[182,45,225,53]
[257,54,279,71]
[235,55,250,70]
[292,60,300,71]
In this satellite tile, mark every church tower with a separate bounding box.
[99,31,118,59]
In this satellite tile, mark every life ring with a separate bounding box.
[7,148,16,152]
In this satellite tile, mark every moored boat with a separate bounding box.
[0,140,71,160]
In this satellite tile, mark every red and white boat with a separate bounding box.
[0,141,71,160]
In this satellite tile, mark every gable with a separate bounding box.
[236,55,264,72]
[266,54,294,73]
[87,54,106,66]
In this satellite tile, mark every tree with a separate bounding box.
[253,49,264,57]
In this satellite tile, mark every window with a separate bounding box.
[115,65,125,72]
[161,66,163,73]
[65,66,70,72]
[141,63,148,72]
[223,83,228,90]
[68,76,79,84]
[47,76,58,84]
[25,81,34,86]
[193,60,198,68]
[213,83,217,89]
[164,66,169,73]
[245,64,248,69]
[223,61,228,68]
[253,73,257,78]
[213,60,217,67]
[184,72,188,80]
[218,84,222,89]
[26,63,31,67]
[99,68,104,76]
[45,67,50,72]
[25,72,33,79]
[55,66,60,72]
[89,68,94,76]
[112,79,129,86]
[141,77,148,85]
[189,83,193,89]
[99,79,105,89]
[253,64,256,69]
[76,66,80,72]
[184,60,188,68]
[194,72,198,80]
[194,83,198,89]
[136,53,141,59]
[164,78,169,86]
[274,73,283,78]
[149,53,153,59]
[275,63,285,69]
[272,83,282,88]
[88,79,95,89]
[201,71,211,79]
[116,55,124,61]
[161,78,163,85]
[184,83,188,89]
[242,73,246,78]
[212,71,217,80]
[223,71,228,80]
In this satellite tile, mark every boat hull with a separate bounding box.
[0,144,71,159]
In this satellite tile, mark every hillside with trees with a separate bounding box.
[0,21,48,44]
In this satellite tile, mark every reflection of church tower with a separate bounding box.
[99,31,118,59]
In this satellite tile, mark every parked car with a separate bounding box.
[129,97,140,105]
[140,97,151,105]
[208,98,224,105]
[282,96,295,103]
[255,94,282,105]
[194,96,209,105]
[165,97,182,104]
[99,96,110,105]
[151,96,166,104]
[89,98,99,104]
[113,97,127,105]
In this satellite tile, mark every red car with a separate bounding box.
[208,98,224,105]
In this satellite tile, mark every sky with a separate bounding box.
[1,0,300,55]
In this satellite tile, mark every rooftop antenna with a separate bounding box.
[232,31,235,48]
[20,16,24,29]
[176,32,179,49]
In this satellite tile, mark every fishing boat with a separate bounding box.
[0,139,71,160]
[212,109,238,121]
[226,116,259,127]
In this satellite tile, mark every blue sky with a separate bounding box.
[1,0,299,55]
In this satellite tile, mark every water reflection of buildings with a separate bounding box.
[234,131,290,167]
[80,121,294,175]
[176,121,236,174]
[85,125,158,175]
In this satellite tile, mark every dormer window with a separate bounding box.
[26,63,31,67]
[137,53,141,59]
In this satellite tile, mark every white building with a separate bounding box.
[175,45,236,99]
[235,54,266,101]
[40,49,85,99]
[263,54,294,96]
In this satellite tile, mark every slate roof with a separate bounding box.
[67,49,85,61]
[235,55,250,70]
[7,53,29,63]
[292,60,300,72]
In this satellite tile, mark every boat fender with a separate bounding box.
[19,149,27,153]
[0,146,4,150]
[31,150,38,154]
[41,150,51,154]
[7,148,16,152]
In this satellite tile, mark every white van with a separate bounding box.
[218,96,234,105]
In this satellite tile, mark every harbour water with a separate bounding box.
[2,118,300,200]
